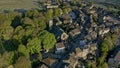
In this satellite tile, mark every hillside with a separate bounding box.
[0,0,39,11]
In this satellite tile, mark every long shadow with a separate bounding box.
[3,39,19,52]
[51,60,69,68]
[14,9,27,13]
[32,61,50,68]
[3,9,27,13]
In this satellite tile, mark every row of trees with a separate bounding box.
[87,33,118,68]
[97,33,117,67]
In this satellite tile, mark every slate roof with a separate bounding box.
[50,25,63,39]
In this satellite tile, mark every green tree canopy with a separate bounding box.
[27,37,41,54]
[26,10,39,18]
[102,62,108,68]
[0,51,15,66]
[0,14,11,29]
[87,62,92,68]
[38,53,42,61]
[97,52,108,66]
[101,41,109,52]
[38,30,56,51]
[2,26,14,40]
[25,26,35,37]
[18,44,30,59]
[22,17,35,27]
[14,56,31,68]
[33,17,46,30]
[45,9,53,20]
[13,26,25,41]
[53,8,62,17]
[91,63,97,68]
[62,7,71,14]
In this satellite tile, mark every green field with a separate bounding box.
[0,0,39,11]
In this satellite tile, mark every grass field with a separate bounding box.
[0,0,39,11]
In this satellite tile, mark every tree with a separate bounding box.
[18,44,30,59]
[96,33,118,67]
[25,26,35,37]
[97,56,105,65]
[26,10,39,18]
[38,53,42,61]
[0,13,14,40]
[97,52,107,66]
[2,26,14,40]
[8,11,19,20]
[33,17,46,30]
[87,62,91,68]
[91,63,97,68]
[14,56,31,68]
[45,9,53,20]
[27,37,41,54]
[13,26,25,41]
[0,51,15,66]
[101,42,108,52]
[102,62,108,68]
[97,65,102,68]
[53,8,62,17]
[102,33,118,51]
[0,14,11,29]
[111,33,118,44]
[71,0,78,6]
[22,17,35,27]
[62,7,71,14]
[38,30,56,51]
[104,36,113,50]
